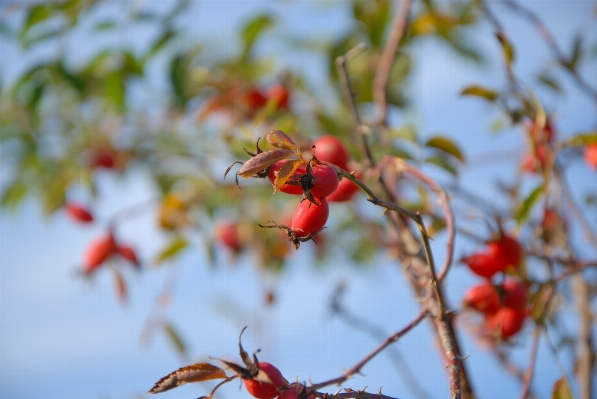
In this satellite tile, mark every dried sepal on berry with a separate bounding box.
[148,363,228,394]
[258,220,324,250]
[267,130,299,151]
[273,159,304,193]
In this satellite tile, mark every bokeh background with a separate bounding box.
[1,1,596,399]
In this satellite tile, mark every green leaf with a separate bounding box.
[551,377,573,399]
[21,4,52,37]
[461,85,498,101]
[565,132,597,147]
[145,29,175,60]
[123,52,143,76]
[567,34,583,70]
[240,14,274,59]
[170,54,190,109]
[1,180,29,210]
[425,155,458,176]
[538,73,562,93]
[93,21,117,31]
[155,236,189,264]
[516,185,544,227]
[425,135,465,162]
[162,322,187,358]
[389,126,418,143]
[496,32,515,65]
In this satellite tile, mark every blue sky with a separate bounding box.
[1,1,596,399]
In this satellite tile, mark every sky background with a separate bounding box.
[1,1,596,399]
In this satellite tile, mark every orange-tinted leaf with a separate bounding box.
[148,363,227,394]
[237,149,293,178]
[113,269,127,304]
[273,160,303,193]
[266,130,299,150]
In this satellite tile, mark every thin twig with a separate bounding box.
[500,0,597,106]
[309,311,427,391]
[373,0,411,126]
[519,327,542,399]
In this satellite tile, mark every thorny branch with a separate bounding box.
[336,34,470,399]
[309,311,427,392]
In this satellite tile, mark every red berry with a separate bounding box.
[90,149,116,169]
[327,176,359,202]
[463,282,500,315]
[84,234,116,274]
[66,202,94,223]
[216,222,242,252]
[116,245,139,268]
[268,161,307,195]
[488,234,523,271]
[291,198,329,237]
[246,88,268,113]
[501,278,528,310]
[309,164,339,199]
[584,143,597,170]
[462,251,502,280]
[486,307,527,339]
[312,136,350,170]
[243,362,285,399]
[267,84,290,109]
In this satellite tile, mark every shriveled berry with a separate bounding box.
[291,198,329,237]
[312,136,350,170]
[463,282,500,315]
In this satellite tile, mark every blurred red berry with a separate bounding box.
[486,307,527,339]
[216,222,242,252]
[462,251,502,280]
[66,202,94,223]
[488,234,523,271]
[90,148,117,169]
[501,278,528,310]
[84,234,116,274]
[463,282,500,315]
[312,135,350,170]
[584,144,597,170]
[267,84,290,109]
[116,245,140,268]
[327,176,359,202]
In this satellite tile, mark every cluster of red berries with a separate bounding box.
[461,233,530,339]
[266,135,359,248]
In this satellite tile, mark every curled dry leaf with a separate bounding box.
[148,363,227,394]
[273,159,303,193]
[237,149,294,178]
[266,130,299,150]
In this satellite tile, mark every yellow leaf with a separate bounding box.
[273,160,303,193]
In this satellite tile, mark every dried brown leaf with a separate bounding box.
[267,130,299,150]
[273,160,303,193]
[237,149,293,178]
[148,363,227,394]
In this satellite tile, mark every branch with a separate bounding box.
[519,327,542,399]
[373,0,411,126]
[500,0,597,107]
[309,311,426,391]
